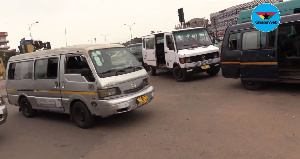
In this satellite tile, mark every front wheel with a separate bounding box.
[173,66,187,82]
[241,79,263,90]
[206,66,220,76]
[19,97,37,118]
[149,67,156,76]
[71,101,95,129]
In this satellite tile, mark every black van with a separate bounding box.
[221,13,300,90]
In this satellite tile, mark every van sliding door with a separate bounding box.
[240,30,279,79]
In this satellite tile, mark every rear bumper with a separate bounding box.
[93,86,154,117]
[0,105,7,125]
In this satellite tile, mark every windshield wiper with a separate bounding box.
[123,66,143,71]
[100,69,125,75]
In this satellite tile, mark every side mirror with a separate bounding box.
[81,68,92,77]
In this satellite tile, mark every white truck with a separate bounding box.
[142,27,221,82]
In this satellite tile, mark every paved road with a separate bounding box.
[0,72,300,159]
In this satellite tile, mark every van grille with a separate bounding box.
[191,52,217,62]
[123,85,145,94]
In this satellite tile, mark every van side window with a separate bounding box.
[65,55,89,74]
[242,31,260,50]
[8,63,16,80]
[146,38,154,49]
[166,35,175,50]
[278,23,300,57]
[260,32,267,49]
[21,61,34,79]
[269,30,276,48]
[35,58,58,79]
[228,33,240,50]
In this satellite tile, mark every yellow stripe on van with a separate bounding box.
[222,62,278,65]
[240,62,278,65]
[222,62,240,64]
[36,90,60,93]
[61,91,98,95]
[7,89,17,91]
[35,90,97,95]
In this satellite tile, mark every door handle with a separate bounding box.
[54,81,59,88]
[61,81,65,89]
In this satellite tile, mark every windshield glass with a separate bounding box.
[88,48,141,78]
[174,29,213,50]
[127,44,142,53]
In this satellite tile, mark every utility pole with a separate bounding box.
[65,28,68,47]
[28,21,39,39]
[124,23,135,42]
[101,34,109,42]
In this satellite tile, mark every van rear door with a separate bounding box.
[221,32,242,78]
[143,35,157,66]
[240,30,279,79]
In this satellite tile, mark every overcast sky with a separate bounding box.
[0,0,290,50]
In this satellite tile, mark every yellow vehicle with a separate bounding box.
[0,58,5,79]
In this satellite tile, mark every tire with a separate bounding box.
[241,79,263,90]
[173,66,187,82]
[142,62,148,71]
[19,97,37,118]
[206,66,220,76]
[71,101,95,129]
[149,67,156,76]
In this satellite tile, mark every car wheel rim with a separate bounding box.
[22,101,29,113]
[176,69,183,78]
[75,107,86,123]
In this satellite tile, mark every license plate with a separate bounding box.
[137,95,149,105]
[201,65,210,69]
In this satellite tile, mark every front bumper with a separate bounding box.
[184,57,221,73]
[93,86,154,117]
[0,105,7,125]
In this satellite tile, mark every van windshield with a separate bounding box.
[127,44,142,53]
[174,29,213,50]
[88,48,142,78]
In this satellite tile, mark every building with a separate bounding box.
[0,32,9,51]
[175,18,210,30]
[209,0,283,37]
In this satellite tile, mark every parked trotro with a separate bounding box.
[6,44,154,128]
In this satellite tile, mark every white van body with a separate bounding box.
[142,27,221,81]
[6,44,154,128]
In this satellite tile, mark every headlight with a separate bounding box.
[185,57,192,63]
[0,97,5,105]
[98,87,121,98]
[179,58,185,64]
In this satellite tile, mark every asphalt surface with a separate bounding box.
[0,71,300,159]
